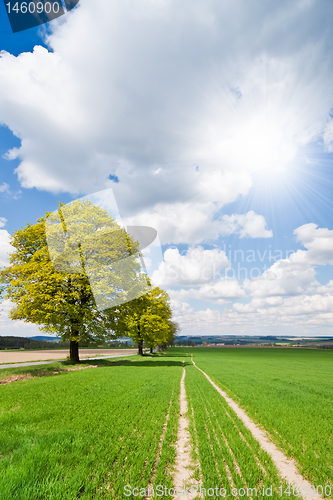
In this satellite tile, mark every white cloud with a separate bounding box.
[239,222,333,299]
[0,228,12,268]
[0,0,332,211]
[243,259,318,297]
[0,182,21,199]
[0,183,10,194]
[0,299,41,337]
[171,222,333,335]
[124,205,271,245]
[124,202,227,245]
[233,294,333,323]
[0,217,7,228]
[219,211,273,239]
[152,246,230,286]
[293,223,333,264]
[170,278,246,304]
[173,291,333,336]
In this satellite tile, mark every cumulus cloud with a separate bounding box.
[0,0,332,211]
[219,211,273,239]
[152,246,230,286]
[173,291,333,335]
[293,223,333,264]
[0,299,41,337]
[233,294,333,325]
[124,203,270,245]
[243,259,318,297]
[0,224,12,268]
[170,279,246,304]
[171,222,333,334]
[239,222,333,299]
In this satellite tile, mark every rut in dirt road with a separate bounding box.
[173,363,200,500]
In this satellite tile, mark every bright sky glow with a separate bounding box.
[225,116,297,174]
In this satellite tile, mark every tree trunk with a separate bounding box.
[150,346,153,354]
[138,341,143,356]
[137,323,144,355]
[69,339,80,363]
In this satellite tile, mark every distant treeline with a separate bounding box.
[174,340,250,346]
[0,336,135,350]
[0,336,69,350]
[175,341,196,347]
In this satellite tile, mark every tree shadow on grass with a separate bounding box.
[85,358,188,368]
[0,356,189,384]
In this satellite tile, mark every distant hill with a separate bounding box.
[28,336,59,343]
[0,336,68,350]
[0,336,135,350]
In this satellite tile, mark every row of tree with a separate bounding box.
[0,336,71,350]
[0,200,178,362]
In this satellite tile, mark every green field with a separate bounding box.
[187,347,333,491]
[0,355,181,499]
[1,347,332,499]
[185,360,291,500]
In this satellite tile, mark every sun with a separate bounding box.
[222,114,298,176]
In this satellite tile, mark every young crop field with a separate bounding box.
[185,360,291,500]
[185,347,333,494]
[0,355,181,499]
[1,348,331,499]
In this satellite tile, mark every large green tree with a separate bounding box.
[0,200,147,363]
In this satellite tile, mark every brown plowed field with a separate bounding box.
[0,348,137,364]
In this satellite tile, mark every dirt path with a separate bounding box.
[192,358,322,500]
[173,364,200,499]
[0,348,137,365]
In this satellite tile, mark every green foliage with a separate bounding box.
[46,200,148,310]
[123,287,174,352]
[0,200,146,349]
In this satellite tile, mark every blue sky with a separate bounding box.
[1,0,333,337]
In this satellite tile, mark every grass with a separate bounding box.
[0,354,183,499]
[185,358,291,500]
[3,346,331,499]
[0,356,136,381]
[185,347,333,492]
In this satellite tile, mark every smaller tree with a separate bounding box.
[157,320,179,351]
[122,286,172,355]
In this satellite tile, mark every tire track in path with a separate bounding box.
[173,362,200,499]
[191,358,323,500]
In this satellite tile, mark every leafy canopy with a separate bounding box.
[123,287,174,349]
[1,199,148,344]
